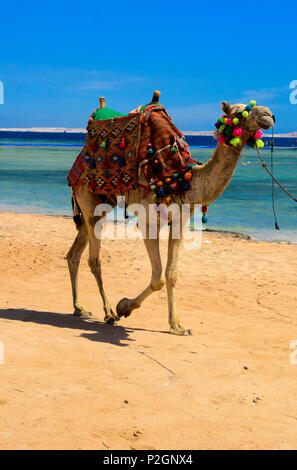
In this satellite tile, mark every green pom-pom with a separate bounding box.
[232,117,239,125]
[151,184,156,190]
[250,100,256,107]
[219,124,226,133]
[171,146,178,153]
[255,139,264,148]
[152,194,157,203]
[242,111,249,118]
[230,137,242,147]
[225,126,234,137]
[100,141,106,148]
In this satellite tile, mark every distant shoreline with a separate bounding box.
[0,127,296,138]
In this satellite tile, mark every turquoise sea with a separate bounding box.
[0,144,296,242]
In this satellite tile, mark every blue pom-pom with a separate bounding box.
[157,187,165,198]
[245,104,252,111]
[202,213,208,224]
[183,182,190,191]
[148,147,154,155]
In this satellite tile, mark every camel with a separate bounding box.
[66,95,275,335]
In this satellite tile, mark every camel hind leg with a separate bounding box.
[88,228,119,324]
[66,220,92,318]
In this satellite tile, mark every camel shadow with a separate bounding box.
[0,308,166,347]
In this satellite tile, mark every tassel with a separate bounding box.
[120,137,126,149]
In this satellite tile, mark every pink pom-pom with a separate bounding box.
[233,127,243,137]
[254,130,263,139]
[219,135,225,145]
[227,118,233,125]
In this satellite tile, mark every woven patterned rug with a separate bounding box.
[68,114,141,194]
[67,105,197,201]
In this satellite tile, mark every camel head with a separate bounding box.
[221,101,275,134]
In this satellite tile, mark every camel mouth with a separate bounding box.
[258,113,275,130]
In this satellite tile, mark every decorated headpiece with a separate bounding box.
[214,100,264,149]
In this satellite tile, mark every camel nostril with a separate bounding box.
[272,115,276,123]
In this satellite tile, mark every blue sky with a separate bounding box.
[0,0,296,131]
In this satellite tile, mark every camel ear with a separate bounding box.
[221,101,231,115]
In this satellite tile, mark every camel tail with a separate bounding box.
[71,196,82,230]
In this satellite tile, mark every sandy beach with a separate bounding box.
[0,211,297,450]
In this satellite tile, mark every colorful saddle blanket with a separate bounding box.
[67,105,197,200]
[67,113,141,194]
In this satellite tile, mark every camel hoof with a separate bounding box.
[104,316,116,324]
[73,307,93,318]
[116,298,132,318]
[169,327,194,336]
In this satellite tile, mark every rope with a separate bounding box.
[256,148,297,203]
[270,127,280,229]
[256,126,297,230]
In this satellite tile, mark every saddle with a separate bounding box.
[67,102,197,202]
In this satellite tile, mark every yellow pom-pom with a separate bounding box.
[255,139,264,148]
[230,137,242,147]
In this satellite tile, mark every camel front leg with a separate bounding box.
[116,237,164,318]
[166,227,193,336]
[66,222,92,318]
[88,233,119,324]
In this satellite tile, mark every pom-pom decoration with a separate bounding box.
[184,171,192,181]
[148,147,154,155]
[157,187,165,198]
[233,117,239,125]
[242,110,249,118]
[202,213,208,224]
[254,130,263,139]
[232,127,243,137]
[119,138,126,149]
[250,100,256,106]
[230,137,242,147]
[255,139,264,148]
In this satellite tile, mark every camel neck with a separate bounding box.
[190,143,242,206]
